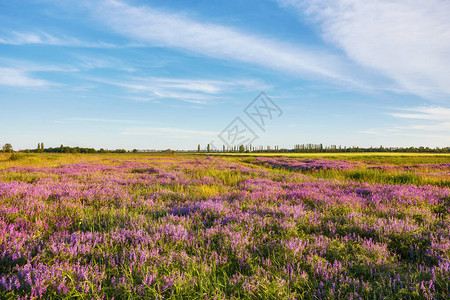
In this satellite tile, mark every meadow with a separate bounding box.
[0,153,449,299]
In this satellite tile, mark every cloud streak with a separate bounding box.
[0,67,50,87]
[388,105,450,135]
[120,127,218,137]
[89,76,270,104]
[80,0,364,88]
[279,0,450,100]
[0,31,116,48]
[390,106,450,121]
[68,118,147,124]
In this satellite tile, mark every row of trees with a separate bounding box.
[2,143,449,154]
[198,144,283,153]
[198,143,450,153]
[293,144,450,153]
[1,143,136,154]
[40,145,133,154]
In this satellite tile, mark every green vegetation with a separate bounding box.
[0,154,448,299]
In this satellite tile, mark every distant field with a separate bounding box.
[0,153,176,169]
[203,152,450,164]
[1,152,449,168]
[0,153,449,298]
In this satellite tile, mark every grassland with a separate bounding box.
[0,153,449,299]
[204,152,450,164]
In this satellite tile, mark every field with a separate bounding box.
[0,153,449,299]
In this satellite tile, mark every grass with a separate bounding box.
[0,153,449,299]
[2,152,449,169]
[2,152,448,187]
[235,154,450,187]
[0,152,182,169]
[202,152,450,164]
[293,168,450,187]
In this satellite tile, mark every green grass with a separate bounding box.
[2,152,449,169]
[0,152,184,169]
[0,153,449,299]
[201,152,450,164]
[1,152,448,187]
[297,168,449,187]
[230,154,450,187]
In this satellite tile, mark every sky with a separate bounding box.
[0,0,449,150]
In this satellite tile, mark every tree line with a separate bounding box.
[1,142,449,154]
[1,143,136,154]
[197,143,450,153]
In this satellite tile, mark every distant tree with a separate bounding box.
[239,145,245,153]
[198,144,201,152]
[36,143,44,153]
[132,149,138,153]
[207,144,210,153]
[223,145,225,152]
[3,143,13,153]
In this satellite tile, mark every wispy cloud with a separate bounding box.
[406,123,450,132]
[0,58,79,73]
[0,67,50,87]
[390,106,450,121]
[357,129,383,135]
[279,0,450,100]
[356,106,450,141]
[89,76,270,104]
[68,118,147,124]
[120,127,218,138]
[389,106,450,133]
[0,58,82,88]
[0,56,135,89]
[0,30,116,48]
[80,0,365,88]
[72,55,136,72]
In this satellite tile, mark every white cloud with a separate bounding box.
[68,118,146,124]
[0,58,79,73]
[390,106,450,121]
[279,0,450,99]
[0,31,58,45]
[0,31,116,48]
[121,127,218,137]
[354,105,450,143]
[89,76,270,104]
[357,129,382,135]
[71,55,136,72]
[388,105,450,136]
[407,122,450,131]
[0,67,50,87]
[80,0,364,87]
[0,59,84,88]
[0,56,135,90]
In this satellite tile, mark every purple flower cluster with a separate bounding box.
[253,157,363,171]
[0,156,449,298]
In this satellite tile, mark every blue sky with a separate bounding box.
[1,0,449,150]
